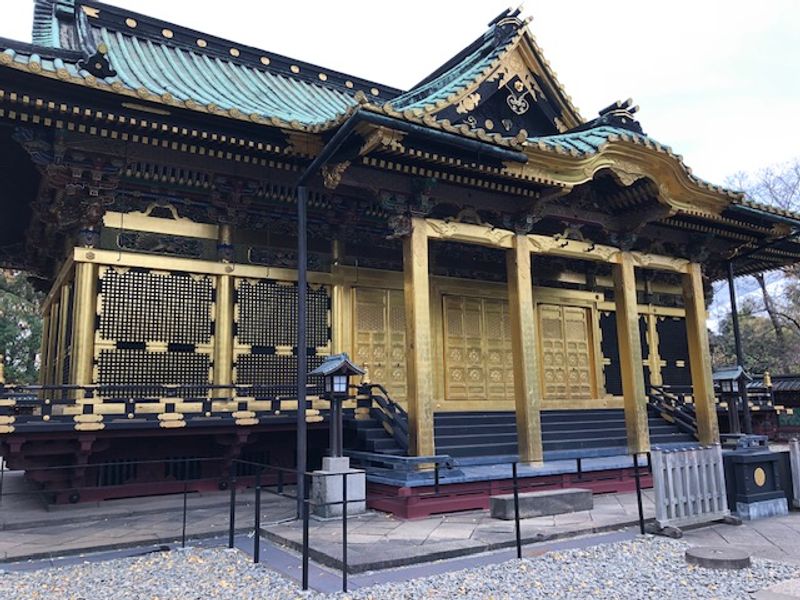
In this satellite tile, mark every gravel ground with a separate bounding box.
[0,537,798,600]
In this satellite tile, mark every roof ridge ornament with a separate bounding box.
[74,2,116,78]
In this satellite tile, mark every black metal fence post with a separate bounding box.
[576,457,583,480]
[277,469,284,495]
[342,472,348,593]
[434,464,440,494]
[228,462,237,549]
[181,482,188,548]
[513,461,522,559]
[302,472,310,591]
[254,469,262,564]
[633,453,645,535]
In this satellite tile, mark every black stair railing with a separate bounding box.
[357,383,409,454]
[647,384,698,437]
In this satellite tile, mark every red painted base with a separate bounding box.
[366,467,653,519]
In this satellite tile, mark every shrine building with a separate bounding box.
[1,1,799,510]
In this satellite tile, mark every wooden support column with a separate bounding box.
[70,261,98,393]
[612,253,650,454]
[214,225,235,396]
[682,262,720,445]
[507,235,543,464]
[330,239,351,356]
[46,301,59,386]
[38,312,50,385]
[403,217,435,456]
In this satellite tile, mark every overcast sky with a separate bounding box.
[1,0,798,185]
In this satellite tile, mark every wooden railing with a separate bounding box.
[357,383,409,455]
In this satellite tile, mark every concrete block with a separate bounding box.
[311,457,366,518]
[736,498,789,521]
[490,488,593,520]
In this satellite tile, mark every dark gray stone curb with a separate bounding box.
[685,546,751,570]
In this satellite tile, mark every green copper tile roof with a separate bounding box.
[98,28,358,127]
[389,22,521,112]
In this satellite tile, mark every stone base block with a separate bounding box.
[736,498,789,521]
[311,457,366,518]
[490,488,593,520]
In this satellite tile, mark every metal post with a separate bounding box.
[277,469,284,495]
[302,473,310,591]
[633,453,645,535]
[342,472,348,593]
[228,462,236,549]
[576,457,582,480]
[434,463,440,495]
[512,461,522,559]
[182,482,188,548]
[254,470,261,564]
[330,398,341,458]
[296,185,309,518]
[727,262,751,434]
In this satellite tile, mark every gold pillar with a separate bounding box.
[506,235,543,464]
[403,217,435,456]
[70,262,98,391]
[214,225,235,395]
[46,301,59,386]
[331,239,351,356]
[38,312,50,385]
[612,253,650,453]
[56,286,71,385]
[682,262,719,445]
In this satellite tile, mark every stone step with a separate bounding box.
[490,487,593,520]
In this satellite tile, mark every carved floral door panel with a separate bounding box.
[353,288,407,402]
[443,295,514,402]
[539,304,595,401]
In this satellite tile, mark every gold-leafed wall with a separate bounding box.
[353,287,407,402]
[442,295,514,403]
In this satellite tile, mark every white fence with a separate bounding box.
[791,439,800,509]
[651,445,730,529]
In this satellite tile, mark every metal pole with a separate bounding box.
[182,482,188,548]
[512,462,522,559]
[576,457,582,480]
[434,464,440,495]
[727,262,751,434]
[296,185,309,518]
[254,470,261,564]
[342,472,348,593]
[228,462,236,549]
[633,453,645,535]
[302,473,310,591]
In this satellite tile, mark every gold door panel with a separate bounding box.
[443,295,514,403]
[353,288,407,402]
[539,304,596,401]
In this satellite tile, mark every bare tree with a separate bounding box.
[726,159,800,343]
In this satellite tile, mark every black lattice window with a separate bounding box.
[236,353,324,390]
[600,311,622,396]
[657,317,692,386]
[97,349,209,396]
[237,280,329,348]
[99,268,212,344]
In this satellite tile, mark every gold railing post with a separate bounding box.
[612,253,650,454]
[403,217,435,456]
[214,225,235,398]
[682,262,719,444]
[71,261,98,395]
[507,235,543,464]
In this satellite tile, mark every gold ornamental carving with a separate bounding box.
[321,161,351,190]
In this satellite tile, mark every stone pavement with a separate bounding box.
[0,465,654,565]
[683,512,800,565]
[0,470,297,561]
[264,488,657,572]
